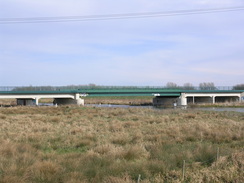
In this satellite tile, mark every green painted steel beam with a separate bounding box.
[77,89,181,93]
[88,93,180,97]
[0,88,243,98]
[181,90,244,93]
[0,90,79,94]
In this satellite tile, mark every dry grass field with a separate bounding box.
[0,106,243,183]
[84,96,153,105]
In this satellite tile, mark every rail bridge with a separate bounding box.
[0,86,243,106]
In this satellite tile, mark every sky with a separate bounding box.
[0,0,244,87]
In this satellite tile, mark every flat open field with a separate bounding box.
[0,106,243,183]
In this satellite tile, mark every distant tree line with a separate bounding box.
[199,82,216,90]
[233,84,244,90]
[12,86,56,91]
[165,82,216,90]
[165,82,244,90]
[12,84,98,91]
[11,83,244,91]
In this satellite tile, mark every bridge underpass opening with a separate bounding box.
[186,96,241,104]
[215,96,240,103]
[153,96,179,107]
[17,99,36,106]
[187,96,212,104]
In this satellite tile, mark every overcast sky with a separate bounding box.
[0,0,244,87]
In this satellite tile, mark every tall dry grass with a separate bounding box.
[0,99,16,106]
[84,96,153,105]
[0,106,243,182]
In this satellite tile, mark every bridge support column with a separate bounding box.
[76,98,84,106]
[212,96,216,104]
[241,93,244,102]
[34,98,39,106]
[179,93,187,106]
[75,93,84,105]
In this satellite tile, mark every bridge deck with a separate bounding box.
[0,87,243,106]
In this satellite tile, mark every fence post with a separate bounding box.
[182,160,186,181]
[217,147,220,161]
[137,174,141,183]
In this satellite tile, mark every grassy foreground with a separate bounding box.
[0,106,243,183]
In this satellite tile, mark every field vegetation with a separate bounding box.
[188,102,244,108]
[0,106,243,182]
[84,96,153,105]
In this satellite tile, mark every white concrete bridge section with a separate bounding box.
[153,92,244,107]
[0,93,84,106]
[181,92,243,105]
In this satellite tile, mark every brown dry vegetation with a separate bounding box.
[0,99,16,106]
[0,106,243,183]
[84,96,153,105]
[189,102,244,108]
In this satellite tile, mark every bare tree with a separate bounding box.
[166,82,179,89]
[199,82,216,90]
[183,83,195,90]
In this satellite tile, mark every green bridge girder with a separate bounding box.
[0,88,243,97]
[0,89,181,97]
[77,89,180,97]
